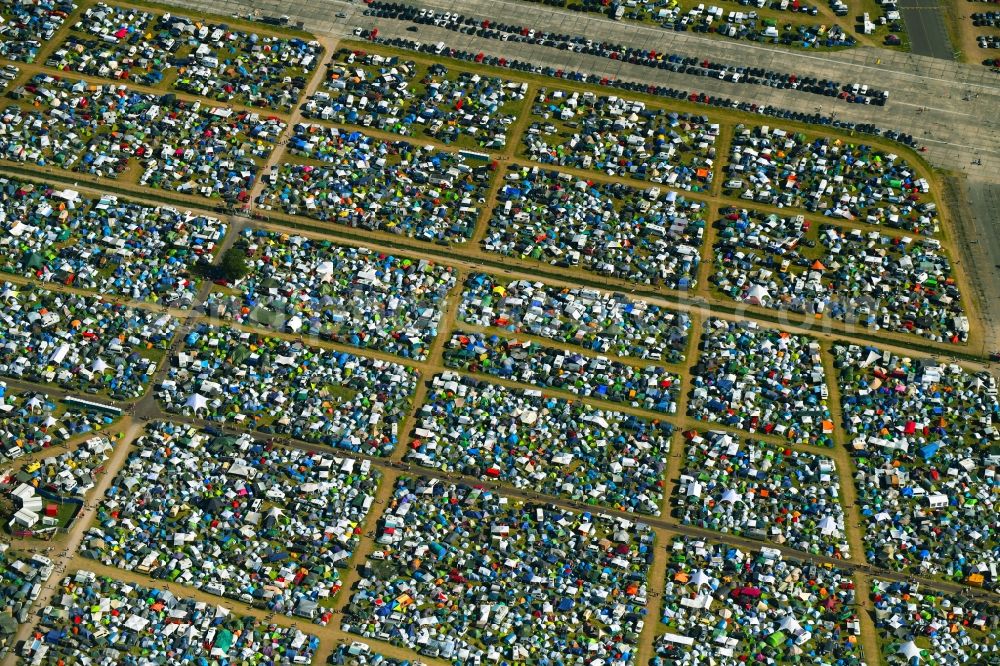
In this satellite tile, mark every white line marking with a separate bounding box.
[894,100,973,116]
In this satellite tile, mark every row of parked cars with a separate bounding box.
[363,1,889,104]
[363,33,918,147]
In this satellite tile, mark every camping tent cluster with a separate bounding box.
[343,476,654,664]
[0,282,177,400]
[0,177,226,307]
[0,0,76,63]
[483,165,705,290]
[688,319,833,446]
[727,125,940,237]
[48,4,322,110]
[871,579,1000,663]
[157,324,417,456]
[458,272,692,363]
[203,229,455,360]
[653,537,863,664]
[259,128,491,243]
[443,331,681,414]
[676,430,850,559]
[711,206,967,343]
[524,87,719,190]
[405,371,673,514]
[5,74,284,200]
[21,570,320,664]
[835,344,1000,583]
[303,49,524,148]
[81,421,381,625]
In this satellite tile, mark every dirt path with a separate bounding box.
[818,340,884,666]
[231,216,998,378]
[249,33,341,204]
[1,417,142,666]
[816,341,867,565]
[388,266,466,464]
[635,528,669,665]
[634,310,705,666]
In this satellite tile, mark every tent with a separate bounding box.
[745,284,770,305]
[898,641,922,662]
[315,261,335,282]
[720,489,740,503]
[779,615,803,635]
[689,569,711,588]
[818,516,839,535]
[185,393,209,412]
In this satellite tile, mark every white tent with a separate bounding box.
[689,569,711,588]
[779,615,803,635]
[185,393,209,412]
[92,358,110,373]
[25,396,43,413]
[43,415,57,427]
[818,516,840,536]
[316,261,335,282]
[745,284,770,305]
[720,488,740,504]
[898,641,921,662]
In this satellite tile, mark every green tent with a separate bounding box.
[215,628,234,654]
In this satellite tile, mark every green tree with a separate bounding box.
[218,248,249,282]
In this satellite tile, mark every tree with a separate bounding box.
[218,248,249,282]
[0,496,15,524]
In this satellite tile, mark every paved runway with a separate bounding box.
[898,0,955,60]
